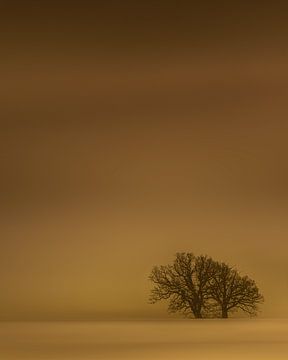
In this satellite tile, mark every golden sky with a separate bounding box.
[1,1,288,320]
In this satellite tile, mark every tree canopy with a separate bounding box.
[149,253,264,319]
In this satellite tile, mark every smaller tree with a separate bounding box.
[209,262,264,318]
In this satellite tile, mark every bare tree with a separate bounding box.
[209,262,264,318]
[149,253,215,318]
[149,253,264,319]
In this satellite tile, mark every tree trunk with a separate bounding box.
[194,307,203,318]
[221,308,228,318]
[195,305,203,319]
[191,304,202,319]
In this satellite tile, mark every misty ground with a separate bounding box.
[0,319,287,359]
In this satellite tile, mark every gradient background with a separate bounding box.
[1,1,288,320]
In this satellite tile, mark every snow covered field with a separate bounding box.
[1,319,288,359]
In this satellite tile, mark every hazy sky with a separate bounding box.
[1,1,288,320]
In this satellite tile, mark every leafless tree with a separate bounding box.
[149,253,264,319]
[209,262,264,318]
[149,253,215,318]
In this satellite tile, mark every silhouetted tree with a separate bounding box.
[149,253,264,319]
[149,253,215,318]
[209,262,264,318]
